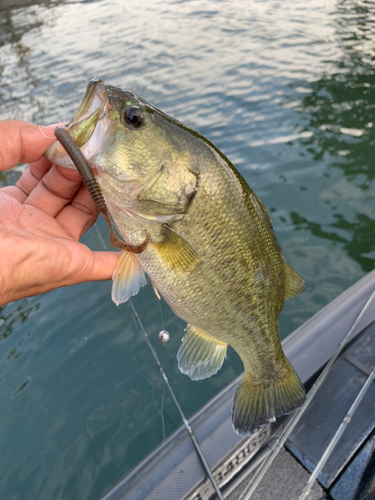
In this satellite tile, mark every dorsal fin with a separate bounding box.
[284,262,305,300]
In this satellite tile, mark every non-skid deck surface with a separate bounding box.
[227,448,325,500]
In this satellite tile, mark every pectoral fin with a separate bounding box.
[150,225,201,273]
[112,251,147,306]
[177,324,227,380]
[284,262,305,300]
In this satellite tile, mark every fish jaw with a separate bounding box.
[44,78,115,169]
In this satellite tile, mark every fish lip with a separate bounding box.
[68,80,109,134]
[69,78,107,127]
[45,79,111,167]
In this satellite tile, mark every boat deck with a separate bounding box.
[101,270,375,500]
[227,448,324,500]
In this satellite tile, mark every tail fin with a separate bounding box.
[232,359,305,436]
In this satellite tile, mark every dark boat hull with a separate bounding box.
[101,270,375,500]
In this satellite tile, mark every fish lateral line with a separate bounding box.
[49,80,308,438]
[54,126,149,254]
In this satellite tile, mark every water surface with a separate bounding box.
[0,0,375,499]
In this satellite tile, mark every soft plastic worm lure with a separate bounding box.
[54,127,149,254]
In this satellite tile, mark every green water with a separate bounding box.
[0,0,374,498]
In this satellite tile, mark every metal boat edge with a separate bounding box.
[100,269,375,500]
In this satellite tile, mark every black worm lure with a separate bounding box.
[54,127,107,212]
[54,127,149,254]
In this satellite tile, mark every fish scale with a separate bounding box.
[46,78,306,436]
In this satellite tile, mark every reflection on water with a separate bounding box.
[0,299,40,341]
[291,211,375,273]
[0,0,374,499]
[0,3,52,123]
[291,0,375,273]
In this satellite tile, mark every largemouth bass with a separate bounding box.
[46,78,306,435]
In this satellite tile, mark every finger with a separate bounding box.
[16,160,80,198]
[16,159,52,197]
[56,183,100,240]
[15,157,56,202]
[0,120,57,171]
[29,157,54,180]
[24,164,83,217]
[59,245,120,285]
[82,251,120,282]
[0,185,28,203]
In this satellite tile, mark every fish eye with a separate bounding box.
[121,106,144,129]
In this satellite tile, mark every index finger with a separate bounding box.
[0,120,57,171]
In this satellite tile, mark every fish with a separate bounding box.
[46,78,306,435]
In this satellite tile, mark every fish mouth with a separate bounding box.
[45,78,114,169]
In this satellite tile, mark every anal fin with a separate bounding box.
[177,324,227,381]
[112,251,147,306]
[284,262,305,300]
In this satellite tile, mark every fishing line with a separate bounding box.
[97,219,222,495]
[38,103,68,139]
[95,224,224,500]
[38,125,59,140]
[158,299,165,331]
[159,382,166,442]
[131,336,166,442]
[128,295,224,500]
[298,366,375,500]
[96,224,167,441]
[53,101,68,125]
[54,128,224,500]
[238,288,375,500]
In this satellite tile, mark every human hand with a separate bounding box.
[0,120,120,306]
